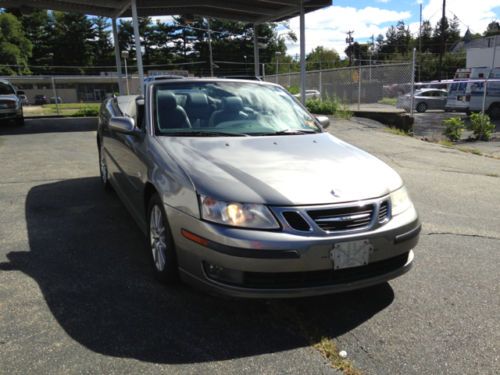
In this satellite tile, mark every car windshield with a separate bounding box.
[0,82,15,95]
[153,81,321,136]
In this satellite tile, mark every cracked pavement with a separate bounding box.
[329,118,500,374]
[0,117,498,374]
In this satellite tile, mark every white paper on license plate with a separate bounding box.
[330,240,374,270]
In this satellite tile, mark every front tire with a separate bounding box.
[98,143,111,191]
[416,102,427,113]
[147,194,178,284]
[487,105,500,120]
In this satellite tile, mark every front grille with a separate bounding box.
[282,211,311,231]
[378,201,389,223]
[240,252,409,289]
[0,100,16,108]
[307,204,375,232]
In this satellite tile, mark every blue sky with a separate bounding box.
[284,0,500,56]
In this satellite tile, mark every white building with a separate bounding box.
[465,35,500,69]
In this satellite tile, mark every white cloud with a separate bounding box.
[284,5,411,57]
[375,0,391,3]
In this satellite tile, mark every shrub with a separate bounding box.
[72,105,99,117]
[468,113,495,141]
[442,116,465,142]
[306,98,338,115]
[287,85,300,95]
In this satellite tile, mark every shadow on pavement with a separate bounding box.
[0,117,97,135]
[0,177,394,364]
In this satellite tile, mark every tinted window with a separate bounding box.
[0,82,15,95]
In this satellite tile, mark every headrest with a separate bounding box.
[157,91,177,110]
[222,96,243,113]
[186,92,208,108]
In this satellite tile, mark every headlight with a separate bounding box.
[390,186,413,216]
[200,195,279,229]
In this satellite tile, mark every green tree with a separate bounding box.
[5,9,51,73]
[484,21,500,36]
[0,12,32,75]
[51,12,94,74]
[91,17,114,68]
[306,46,342,70]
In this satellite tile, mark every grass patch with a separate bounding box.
[268,302,362,375]
[378,97,397,106]
[457,147,483,156]
[384,127,410,136]
[486,173,499,178]
[24,103,100,117]
[438,140,454,147]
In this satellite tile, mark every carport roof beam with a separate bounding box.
[6,0,331,23]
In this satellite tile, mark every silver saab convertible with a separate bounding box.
[97,79,420,298]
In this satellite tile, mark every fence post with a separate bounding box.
[262,63,265,80]
[51,76,60,115]
[357,64,361,111]
[410,48,416,117]
[482,79,488,114]
[319,69,323,99]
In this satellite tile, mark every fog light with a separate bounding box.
[203,262,244,285]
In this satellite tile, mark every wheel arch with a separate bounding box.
[144,182,159,217]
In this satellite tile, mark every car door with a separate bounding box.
[436,91,447,109]
[111,102,148,220]
[427,91,440,109]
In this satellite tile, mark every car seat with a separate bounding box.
[186,92,212,127]
[208,96,247,127]
[157,91,191,130]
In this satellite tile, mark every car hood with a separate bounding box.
[158,132,402,206]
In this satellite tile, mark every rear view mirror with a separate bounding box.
[109,116,137,135]
[17,90,25,96]
[316,115,330,129]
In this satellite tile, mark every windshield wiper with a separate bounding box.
[257,129,319,136]
[164,130,249,137]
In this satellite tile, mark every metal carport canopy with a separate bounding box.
[5,0,332,99]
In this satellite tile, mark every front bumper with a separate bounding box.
[166,204,420,298]
[0,107,22,120]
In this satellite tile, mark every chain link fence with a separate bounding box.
[265,62,414,107]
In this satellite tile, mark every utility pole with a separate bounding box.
[438,0,446,80]
[346,31,354,66]
[207,18,214,77]
[419,1,422,82]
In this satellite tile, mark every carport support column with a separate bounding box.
[112,18,124,95]
[299,0,306,104]
[253,24,260,78]
[131,0,144,94]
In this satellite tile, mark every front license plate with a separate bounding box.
[330,240,374,270]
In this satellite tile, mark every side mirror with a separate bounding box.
[316,115,330,129]
[17,90,25,96]
[109,116,137,135]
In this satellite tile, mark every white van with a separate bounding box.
[446,67,490,113]
[469,68,500,119]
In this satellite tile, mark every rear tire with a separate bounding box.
[416,102,427,113]
[15,116,24,126]
[147,194,178,284]
[487,105,500,120]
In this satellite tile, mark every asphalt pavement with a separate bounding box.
[0,117,499,374]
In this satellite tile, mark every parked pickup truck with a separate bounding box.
[97,78,420,298]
